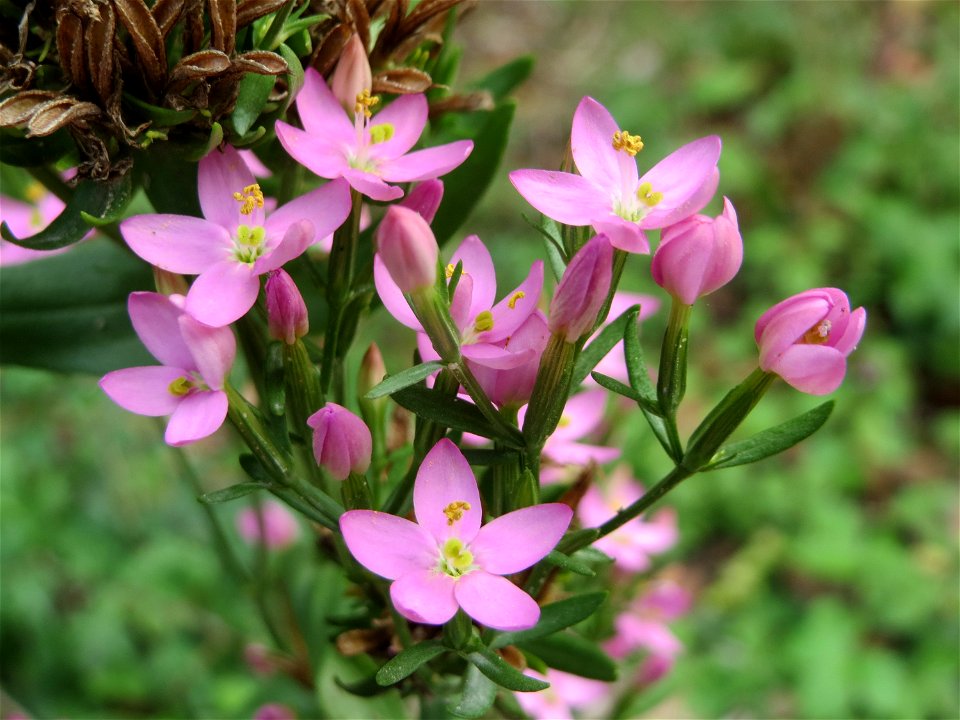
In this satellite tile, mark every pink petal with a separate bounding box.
[757,294,831,370]
[255,220,315,273]
[754,289,832,343]
[461,343,536,370]
[199,145,259,231]
[608,291,660,322]
[571,96,638,197]
[544,441,620,466]
[373,255,422,330]
[593,216,650,254]
[449,273,475,331]
[99,366,187,416]
[414,438,482,544]
[164,389,228,445]
[295,68,355,141]
[653,167,720,228]
[771,344,847,395]
[264,178,352,250]
[366,94,427,159]
[275,121,349,179]
[478,261,543,343]
[833,306,866,357]
[178,315,236,389]
[379,140,474,183]
[342,168,404,201]
[551,389,608,442]
[185,261,261,327]
[390,570,458,625]
[638,136,722,228]
[455,571,540,631]
[340,510,436,579]
[120,215,231,274]
[509,170,610,226]
[449,235,496,321]
[470,504,573,575]
[127,292,194,369]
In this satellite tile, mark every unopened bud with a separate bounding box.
[331,34,372,114]
[548,234,614,342]
[376,205,439,293]
[358,342,387,398]
[307,403,372,481]
[400,180,444,223]
[266,269,308,344]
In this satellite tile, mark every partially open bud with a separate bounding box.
[266,269,308,344]
[651,197,742,305]
[400,180,444,223]
[331,34,372,114]
[549,234,614,342]
[153,267,189,296]
[376,205,439,293]
[307,403,372,480]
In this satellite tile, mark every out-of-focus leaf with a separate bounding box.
[198,482,270,503]
[0,240,154,373]
[492,593,607,649]
[365,361,444,399]
[540,550,596,577]
[573,305,638,388]
[0,130,75,167]
[317,651,409,719]
[462,645,548,692]
[232,72,276,135]
[469,55,534,103]
[448,662,497,719]
[519,632,617,681]
[375,639,447,686]
[138,145,201,215]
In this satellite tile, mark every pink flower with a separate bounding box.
[468,311,550,408]
[265,269,309,344]
[510,97,720,254]
[578,467,678,572]
[340,439,573,630]
[549,234,615,342]
[307,403,372,480]
[0,190,69,266]
[121,144,351,327]
[238,149,272,178]
[99,292,235,446]
[253,703,296,720]
[652,197,742,305]
[276,68,473,201]
[236,500,300,549]
[590,291,661,385]
[515,669,608,720]
[375,205,440,292]
[755,287,866,395]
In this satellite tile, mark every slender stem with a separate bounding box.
[522,334,577,456]
[657,300,692,461]
[592,465,692,541]
[260,0,294,50]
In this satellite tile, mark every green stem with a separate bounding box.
[260,0,294,50]
[657,300,692,461]
[522,333,578,456]
[450,362,521,446]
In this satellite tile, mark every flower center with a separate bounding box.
[636,181,663,208]
[803,320,832,345]
[473,311,494,334]
[370,123,395,144]
[612,129,644,156]
[443,500,472,526]
[439,537,475,577]
[168,375,203,396]
[233,224,267,264]
[233,184,264,215]
[507,291,525,309]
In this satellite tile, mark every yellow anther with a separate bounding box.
[507,291,525,309]
[441,537,474,574]
[558,415,571,428]
[232,184,264,215]
[355,90,380,119]
[443,501,472,526]
[473,310,494,333]
[445,263,457,278]
[636,182,663,208]
[25,182,45,204]
[168,376,194,396]
[612,130,644,156]
[803,320,832,345]
[369,123,395,144]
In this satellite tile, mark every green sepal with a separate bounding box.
[232,72,275,136]
[124,93,197,125]
[365,361,445,399]
[572,304,640,388]
[541,550,596,577]
[492,592,607,650]
[391,385,525,448]
[448,662,497,719]
[518,632,617,681]
[1,174,133,250]
[703,400,835,471]
[198,482,271,504]
[524,214,567,280]
[375,639,447,686]
[462,645,549,692]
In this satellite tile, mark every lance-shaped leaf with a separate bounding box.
[375,639,447,686]
[462,646,549,692]
[1,174,133,250]
[519,632,617,681]
[232,72,276,135]
[277,43,304,114]
[199,482,272,504]
[448,663,497,719]
[623,306,676,459]
[703,400,835,471]
[491,593,607,649]
[541,550,596,577]
[365,361,444,399]
[572,304,638,388]
[591,371,660,416]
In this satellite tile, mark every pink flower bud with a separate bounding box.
[236,501,300,549]
[548,234,614,342]
[400,180,444,223]
[376,205,439,293]
[253,703,296,720]
[330,34,371,113]
[755,287,866,395]
[265,269,309,344]
[651,197,742,305]
[307,403,372,480]
[358,342,387,398]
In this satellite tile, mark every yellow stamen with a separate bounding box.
[445,263,457,278]
[507,291,525,309]
[558,415,571,428]
[355,90,380,119]
[803,320,832,345]
[612,130,644,156]
[443,501,472,526]
[636,181,663,207]
[25,182,45,204]
[473,310,494,333]
[369,123,395,144]
[232,184,264,215]
[441,537,474,574]
[168,376,194,396]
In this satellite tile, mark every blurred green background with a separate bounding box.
[2,2,958,718]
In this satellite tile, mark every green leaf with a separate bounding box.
[448,663,497,719]
[519,632,617,681]
[124,93,196,125]
[334,673,391,697]
[391,384,524,448]
[469,55,534,102]
[232,72,275,136]
[0,240,154,373]
[623,306,656,401]
[590,371,660,415]
[317,650,409,719]
[572,305,638,388]
[277,44,305,114]
[137,145,201,216]
[432,102,516,245]
[0,129,75,167]
[198,482,270,504]
[462,646,549,692]
[1,174,133,250]
[704,400,835,470]
[572,547,614,567]
[492,593,607,649]
[375,639,447,686]
[541,550,596,577]
[365,361,444,399]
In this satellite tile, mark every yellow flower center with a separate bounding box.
[612,130,644,156]
[369,123,395,144]
[233,184,264,215]
[443,500,472,526]
[355,90,380,119]
[636,181,663,208]
[233,224,267,264]
[440,537,475,577]
[473,311,494,334]
[803,320,832,345]
[507,291,525,309]
[168,376,195,396]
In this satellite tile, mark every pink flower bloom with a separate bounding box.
[376,205,440,292]
[121,144,351,327]
[99,292,235,446]
[266,269,309,344]
[276,68,473,201]
[549,234,614,342]
[253,703,296,720]
[468,311,550,408]
[578,467,678,572]
[340,439,573,630]
[330,34,372,112]
[307,403,372,480]
[376,232,544,372]
[511,97,720,254]
[0,190,69,266]
[239,149,272,178]
[590,291,661,385]
[515,669,608,720]
[236,500,300,549]
[755,287,866,395]
[652,197,742,305]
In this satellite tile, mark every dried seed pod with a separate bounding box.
[371,67,432,94]
[26,97,101,136]
[151,0,186,37]
[207,0,237,55]
[113,0,167,94]
[167,48,232,87]
[397,0,461,38]
[0,90,58,127]
[183,0,204,55]
[346,0,371,53]
[428,90,493,116]
[56,10,89,91]
[236,0,287,29]
[85,0,117,104]
[311,23,351,76]
[231,50,288,76]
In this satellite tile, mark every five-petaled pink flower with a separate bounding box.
[340,439,573,631]
[755,287,866,395]
[99,292,235,446]
[120,144,352,327]
[276,68,473,201]
[510,97,720,254]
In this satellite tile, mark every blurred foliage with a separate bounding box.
[2,2,958,718]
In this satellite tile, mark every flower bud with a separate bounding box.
[548,234,614,342]
[307,403,372,480]
[400,180,444,223]
[265,269,308,344]
[330,34,371,113]
[376,205,439,293]
[651,197,742,305]
[755,287,866,395]
[358,342,387,398]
